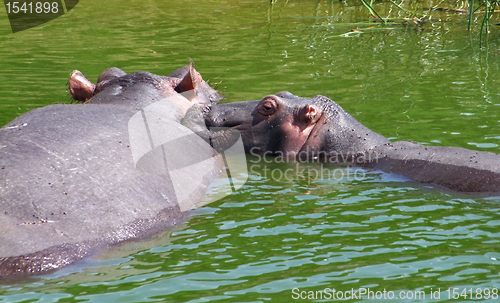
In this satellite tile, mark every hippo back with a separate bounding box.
[0,102,219,278]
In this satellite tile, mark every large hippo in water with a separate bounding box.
[0,65,227,280]
[204,91,500,193]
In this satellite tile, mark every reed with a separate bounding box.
[358,0,498,39]
[469,0,499,42]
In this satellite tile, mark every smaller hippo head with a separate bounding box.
[206,92,389,161]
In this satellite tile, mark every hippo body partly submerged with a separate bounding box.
[205,91,500,193]
[0,66,224,279]
[3,68,499,280]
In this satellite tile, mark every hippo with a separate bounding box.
[203,91,500,193]
[0,65,227,280]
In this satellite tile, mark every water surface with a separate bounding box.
[1,0,500,302]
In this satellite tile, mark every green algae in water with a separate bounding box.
[1,0,500,302]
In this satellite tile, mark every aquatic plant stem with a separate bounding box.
[360,0,387,24]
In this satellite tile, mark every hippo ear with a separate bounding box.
[174,62,200,96]
[174,62,222,105]
[69,70,96,102]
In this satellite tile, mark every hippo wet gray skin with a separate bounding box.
[0,65,225,280]
[205,91,500,192]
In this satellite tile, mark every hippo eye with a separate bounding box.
[257,97,278,116]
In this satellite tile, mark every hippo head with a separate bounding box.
[69,64,223,110]
[206,91,389,161]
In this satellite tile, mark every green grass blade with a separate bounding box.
[360,0,387,24]
[468,0,474,31]
[390,0,418,16]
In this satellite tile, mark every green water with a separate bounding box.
[2,0,500,302]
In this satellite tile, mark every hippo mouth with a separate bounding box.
[204,100,259,129]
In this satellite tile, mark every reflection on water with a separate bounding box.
[1,0,500,302]
[3,166,500,302]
